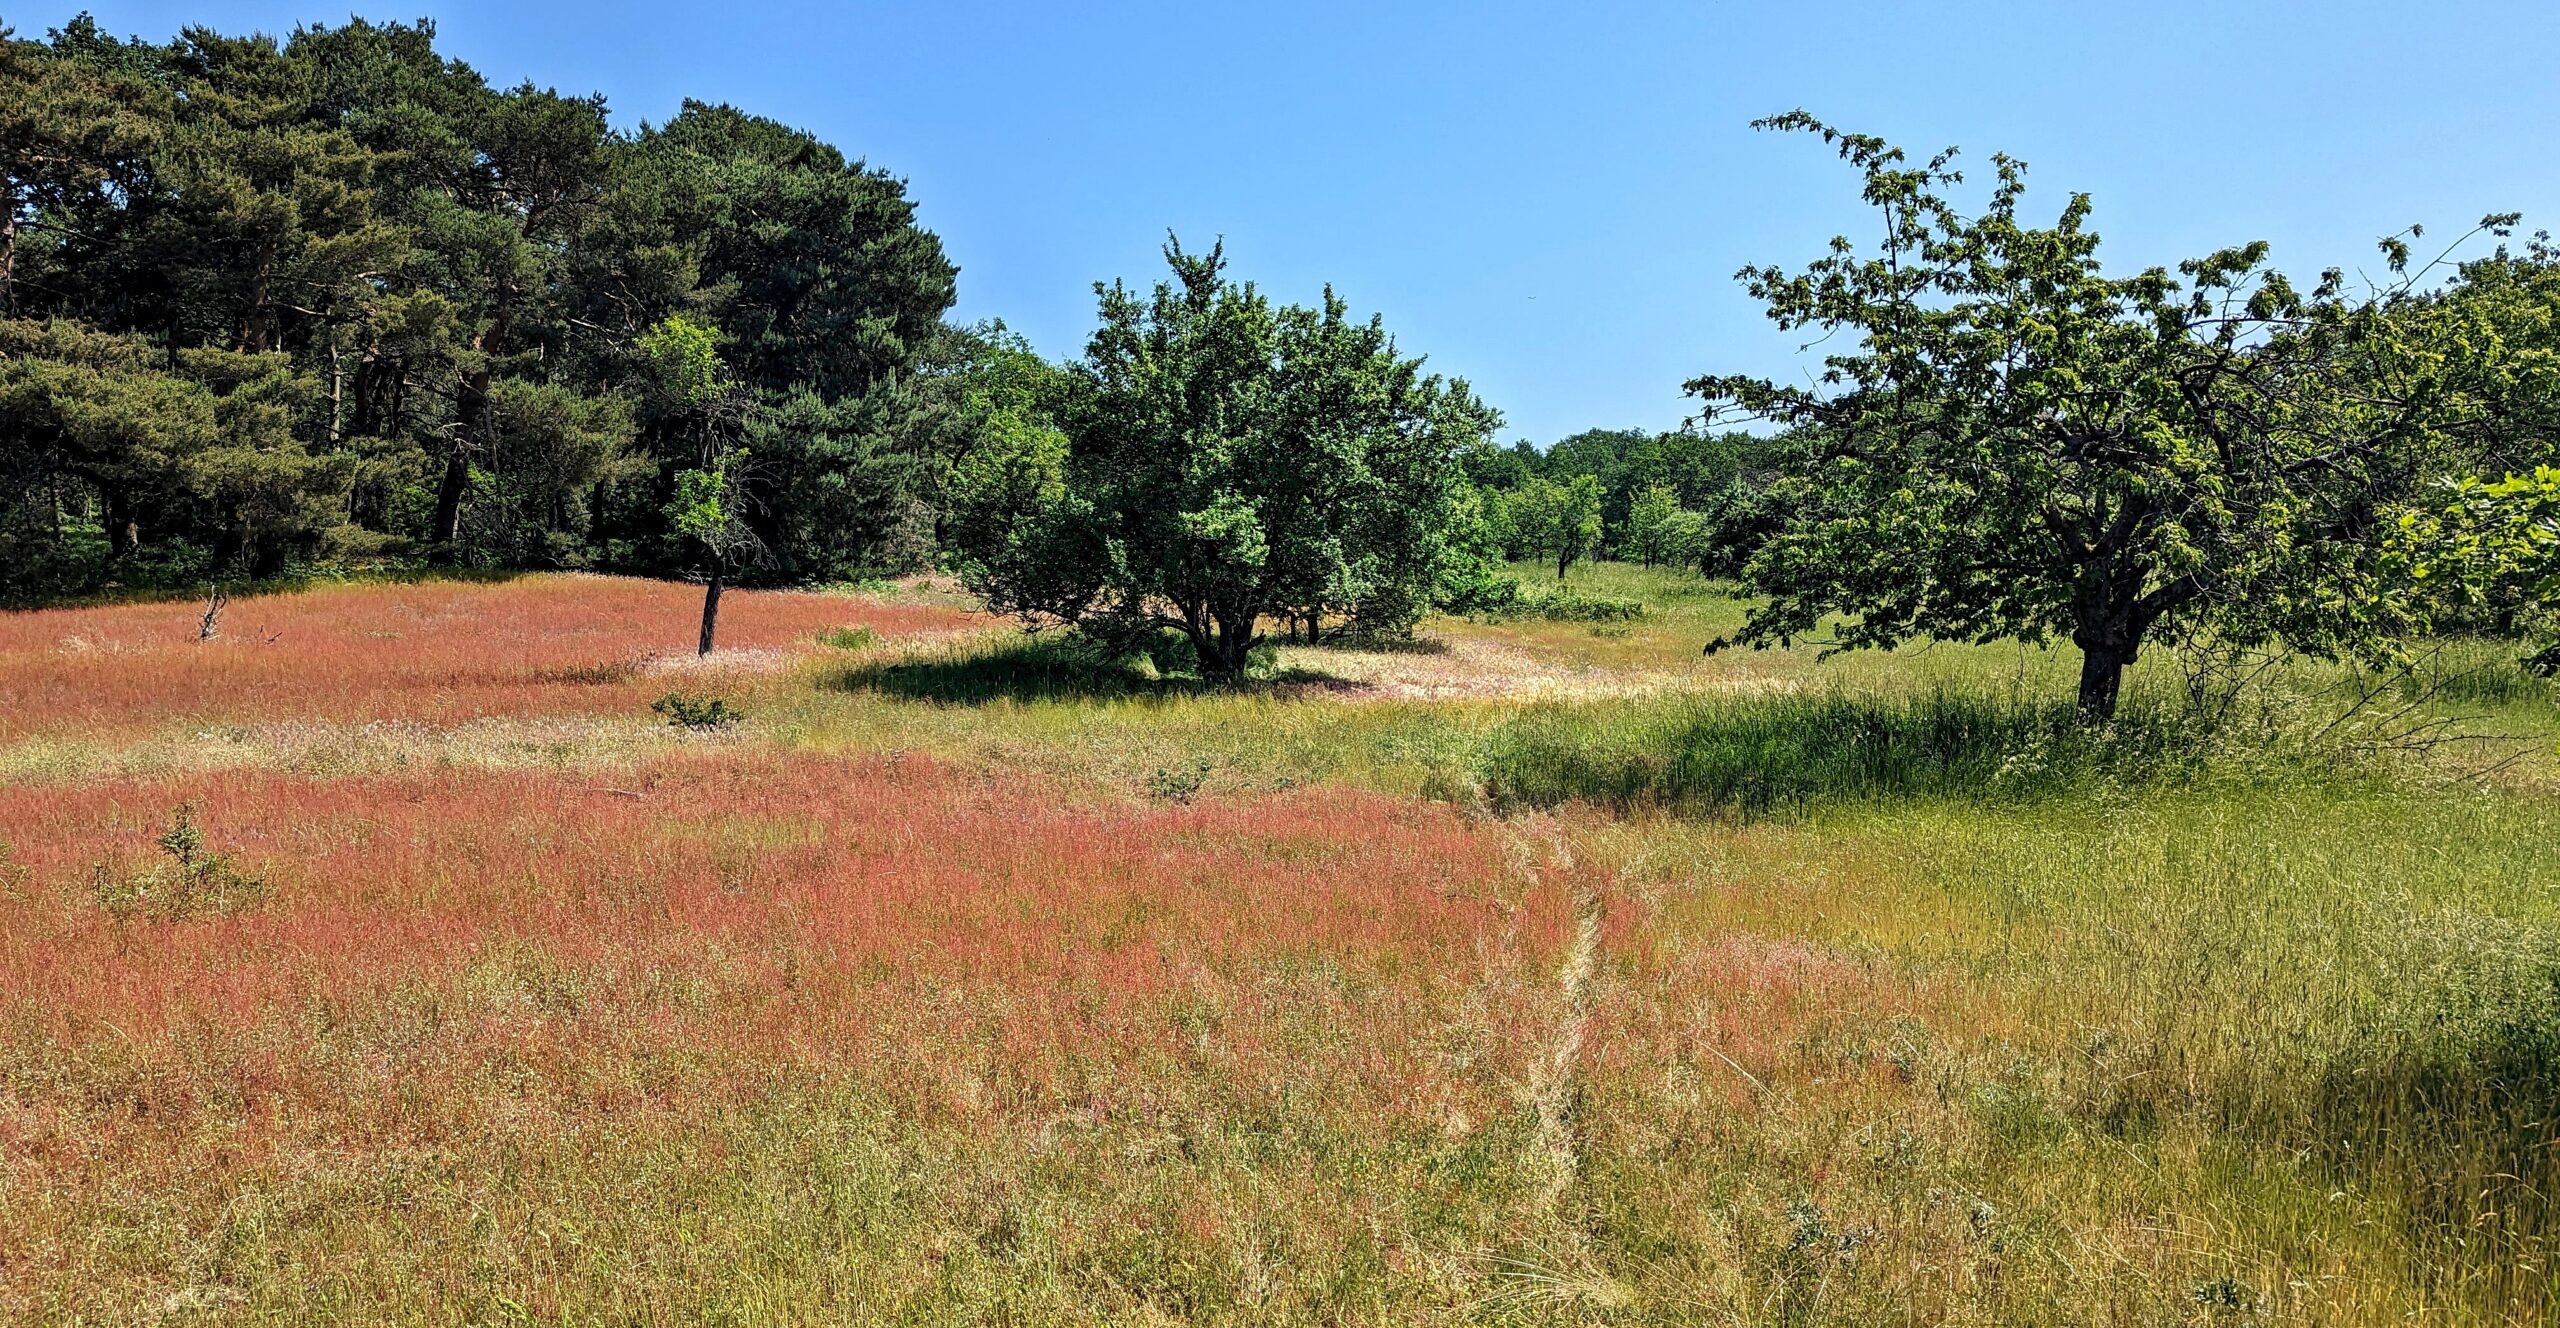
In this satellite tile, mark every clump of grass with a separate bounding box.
[652,691,744,730]
[1477,688,2233,816]
[2286,909,2560,1267]
[817,624,879,651]
[2386,638,2555,709]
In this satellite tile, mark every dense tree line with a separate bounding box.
[1463,425,1797,578]
[0,16,968,602]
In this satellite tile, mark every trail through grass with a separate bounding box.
[1,567,2556,1323]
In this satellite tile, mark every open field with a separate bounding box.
[4,567,2559,1324]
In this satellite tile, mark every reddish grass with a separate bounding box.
[0,573,974,740]
[0,751,1585,1316]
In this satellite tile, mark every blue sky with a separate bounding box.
[25,2,2560,443]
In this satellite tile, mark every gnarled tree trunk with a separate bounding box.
[2067,559,2157,723]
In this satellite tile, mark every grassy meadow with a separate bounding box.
[3,564,2558,1324]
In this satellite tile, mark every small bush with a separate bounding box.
[1438,572,1520,614]
[652,691,744,730]
[90,803,269,936]
[818,625,879,651]
[1145,758,1215,804]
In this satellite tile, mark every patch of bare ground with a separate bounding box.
[1274,633,1779,702]
[636,647,802,676]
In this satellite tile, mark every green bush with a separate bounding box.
[652,692,744,730]
[817,625,879,651]
[89,804,269,934]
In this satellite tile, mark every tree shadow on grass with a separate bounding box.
[826,631,1362,706]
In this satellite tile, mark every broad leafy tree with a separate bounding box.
[952,239,1500,681]
[1621,482,1682,567]
[1690,113,2512,720]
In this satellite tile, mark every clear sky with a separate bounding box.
[22,2,2560,444]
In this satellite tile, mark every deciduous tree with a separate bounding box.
[1691,113,2510,720]
[952,239,1499,681]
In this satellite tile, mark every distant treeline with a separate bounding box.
[1461,427,1797,577]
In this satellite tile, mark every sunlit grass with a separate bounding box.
[2,567,2558,1322]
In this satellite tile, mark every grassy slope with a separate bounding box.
[1,566,2556,1324]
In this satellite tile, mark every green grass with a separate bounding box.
[1474,687,2244,815]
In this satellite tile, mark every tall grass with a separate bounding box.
[8,571,2560,1322]
[1476,687,2257,816]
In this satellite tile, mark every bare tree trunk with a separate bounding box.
[103,486,138,558]
[325,335,345,446]
[433,312,510,550]
[697,566,724,656]
[0,191,17,314]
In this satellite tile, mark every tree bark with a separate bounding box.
[697,567,724,656]
[103,487,137,559]
[429,448,470,548]
[433,310,511,549]
[1185,603,1261,684]
[2075,643,2128,723]
[0,191,17,314]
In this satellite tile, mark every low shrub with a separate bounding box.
[1144,758,1216,804]
[652,691,744,730]
[89,803,269,936]
[817,625,879,651]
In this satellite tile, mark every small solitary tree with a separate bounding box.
[1690,113,2510,720]
[667,447,762,654]
[1511,474,1603,580]
[639,315,761,654]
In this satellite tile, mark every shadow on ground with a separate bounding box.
[825,632,1361,706]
